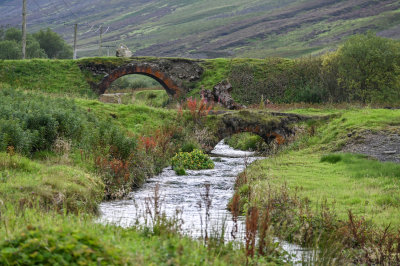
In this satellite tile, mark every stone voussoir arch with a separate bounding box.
[79,58,204,97]
[216,111,313,145]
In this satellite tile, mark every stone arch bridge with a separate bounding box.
[215,110,314,146]
[78,57,322,145]
[78,57,204,96]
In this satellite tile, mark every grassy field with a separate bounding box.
[76,97,176,135]
[0,60,94,97]
[241,107,400,227]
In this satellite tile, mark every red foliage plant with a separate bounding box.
[139,136,157,152]
[186,96,213,121]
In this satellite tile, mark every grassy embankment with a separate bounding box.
[0,59,95,97]
[229,107,400,263]
[250,108,400,226]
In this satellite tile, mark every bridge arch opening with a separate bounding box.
[106,75,163,93]
[101,74,170,107]
[223,132,284,153]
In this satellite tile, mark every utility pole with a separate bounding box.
[103,45,114,57]
[21,0,27,59]
[98,25,103,57]
[73,23,78,59]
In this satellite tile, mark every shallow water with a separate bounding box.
[99,140,310,263]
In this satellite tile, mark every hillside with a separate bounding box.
[0,0,399,58]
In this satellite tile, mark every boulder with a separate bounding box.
[201,80,243,110]
[116,44,133,58]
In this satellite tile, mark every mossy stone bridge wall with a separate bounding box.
[214,110,313,146]
[78,57,204,97]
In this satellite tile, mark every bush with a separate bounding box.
[171,149,214,171]
[226,133,264,151]
[180,140,201,153]
[324,32,400,103]
[0,27,47,59]
[0,88,136,159]
[0,226,123,265]
[174,166,186,176]
[320,154,343,164]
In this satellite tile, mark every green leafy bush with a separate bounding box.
[0,226,123,265]
[180,140,201,153]
[0,88,136,160]
[320,154,343,164]
[226,133,264,151]
[331,32,400,103]
[174,166,187,176]
[171,149,214,171]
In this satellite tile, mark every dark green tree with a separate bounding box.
[33,28,73,59]
[4,27,22,42]
[0,27,47,59]
[0,40,21,59]
[0,26,5,40]
[335,32,400,103]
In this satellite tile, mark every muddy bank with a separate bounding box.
[343,130,400,163]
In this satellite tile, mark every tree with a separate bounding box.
[334,32,400,103]
[0,40,21,59]
[4,27,22,42]
[0,27,71,59]
[0,26,5,40]
[33,28,72,59]
[0,27,47,59]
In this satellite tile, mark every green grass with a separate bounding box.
[0,153,104,214]
[0,59,94,97]
[225,132,264,151]
[244,108,400,228]
[133,89,170,108]
[75,98,177,135]
[0,208,250,265]
[248,151,400,228]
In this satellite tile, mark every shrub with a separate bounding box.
[320,154,343,164]
[174,166,186,176]
[325,32,400,103]
[226,133,264,151]
[171,149,214,171]
[0,88,137,159]
[180,140,201,153]
[186,97,213,122]
[0,226,123,265]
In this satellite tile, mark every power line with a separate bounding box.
[103,26,110,35]
[31,0,53,17]
[60,0,80,20]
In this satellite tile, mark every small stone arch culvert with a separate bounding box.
[209,110,321,150]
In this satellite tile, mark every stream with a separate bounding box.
[99,140,311,263]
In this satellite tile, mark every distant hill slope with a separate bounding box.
[0,0,399,58]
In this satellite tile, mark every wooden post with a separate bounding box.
[21,0,27,59]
